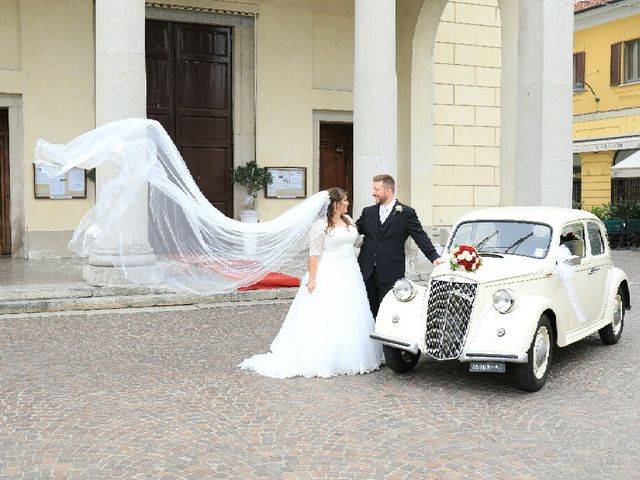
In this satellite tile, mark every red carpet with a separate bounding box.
[238,272,301,291]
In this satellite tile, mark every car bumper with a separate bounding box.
[459,352,528,363]
[369,332,420,355]
[369,333,529,363]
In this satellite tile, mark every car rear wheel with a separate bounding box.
[599,285,624,345]
[516,314,553,392]
[383,345,419,374]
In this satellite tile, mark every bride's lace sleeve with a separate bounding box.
[309,219,326,256]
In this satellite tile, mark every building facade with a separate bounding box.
[0,0,572,265]
[573,0,640,208]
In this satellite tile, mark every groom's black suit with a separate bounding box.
[356,200,439,318]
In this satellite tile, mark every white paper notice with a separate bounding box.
[289,170,303,190]
[49,177,66,197]
[35,166,50,186]
[68,168,85,192]
[273,172,290,190]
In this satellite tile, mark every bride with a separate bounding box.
[240,187,384,378]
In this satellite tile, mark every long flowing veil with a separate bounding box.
[34,118,329,293]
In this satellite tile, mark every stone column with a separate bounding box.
[505,0,573,207]
[353,0,397,215]
[86,0,160,285]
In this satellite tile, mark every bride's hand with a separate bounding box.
[307,278,316,293]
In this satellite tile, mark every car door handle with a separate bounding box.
[589,267,601,275]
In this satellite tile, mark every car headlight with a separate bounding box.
[493,289,515,314]
[393,279,417,302]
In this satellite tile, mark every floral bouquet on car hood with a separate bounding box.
[449,244,482,272]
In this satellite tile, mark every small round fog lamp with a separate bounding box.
[493,289,514,314]
[393,279,417,302]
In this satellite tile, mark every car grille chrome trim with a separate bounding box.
[424,278,478,360]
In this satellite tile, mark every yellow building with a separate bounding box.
[573,0,640,209]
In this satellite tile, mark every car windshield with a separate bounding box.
[449,221,552,258]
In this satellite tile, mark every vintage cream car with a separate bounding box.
[370,207,631,391]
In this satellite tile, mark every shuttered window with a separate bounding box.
[624,38,640,84]
[611,42,622,86]
[573,52,585,90]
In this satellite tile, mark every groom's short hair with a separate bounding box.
[373,174,395,193]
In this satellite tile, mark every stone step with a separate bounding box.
[0,283,298,316]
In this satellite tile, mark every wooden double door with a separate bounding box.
[146,20,234,216]
[0,109,9,256]
[319,122,353,216]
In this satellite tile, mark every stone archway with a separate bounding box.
[407,0,448,227]
[409,0,504,228]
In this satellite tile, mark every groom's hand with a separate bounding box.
[432,257,446,266]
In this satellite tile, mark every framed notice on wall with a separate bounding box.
[265,167,307,199]
[34,165,87,199]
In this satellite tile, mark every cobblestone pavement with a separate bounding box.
[1,252,640,479]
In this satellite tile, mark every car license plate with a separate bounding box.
[469,361,505,373]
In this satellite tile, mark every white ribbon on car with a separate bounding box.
[554,245,586,323]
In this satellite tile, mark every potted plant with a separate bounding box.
[230,160,273,222]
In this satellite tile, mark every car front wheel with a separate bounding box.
[383,345,420,374]
[516,314,553,392]
[599,285,625,345]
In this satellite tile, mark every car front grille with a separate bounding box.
[424,278,478,360]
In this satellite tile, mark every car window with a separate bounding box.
[449,221,551,258]
[453,222,498,248]
[560,223,586,257]
[587,222,605,256]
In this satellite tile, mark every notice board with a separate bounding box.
[34,165,87,199]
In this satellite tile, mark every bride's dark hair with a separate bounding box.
[326,187,353,232]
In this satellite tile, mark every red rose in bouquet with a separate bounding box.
[450,244,482,272]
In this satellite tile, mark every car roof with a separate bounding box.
[455,206,600,226]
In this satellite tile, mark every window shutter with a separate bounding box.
[611,42,622,86]
[575,52,585,86]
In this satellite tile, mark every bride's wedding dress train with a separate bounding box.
[240,224,383,378]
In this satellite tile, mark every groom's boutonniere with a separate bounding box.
[394,204,403,214]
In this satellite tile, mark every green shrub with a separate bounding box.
[587,204,611,221]
[587,201,640,220]
[230,160,273,196]
[610,200,640,219]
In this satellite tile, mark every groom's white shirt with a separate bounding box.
[379,197,396,225]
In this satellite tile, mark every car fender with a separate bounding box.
[374,282,428,351]
[601,267,630,324]
[463,293,555,357]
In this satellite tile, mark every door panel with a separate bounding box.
[146,20,233,216]
[146,21,175,139]
[586,221,611,322]
[319,123,353,215]
[556,222,592,332]
[0,109,10,255]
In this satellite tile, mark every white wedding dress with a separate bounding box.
[240,220,384,378]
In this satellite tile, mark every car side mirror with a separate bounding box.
[563,255,582,266]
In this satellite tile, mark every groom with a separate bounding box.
[356,174,445,318]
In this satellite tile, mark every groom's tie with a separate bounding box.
[379,204,390,225]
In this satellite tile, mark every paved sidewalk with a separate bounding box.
[1,267,639,479]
